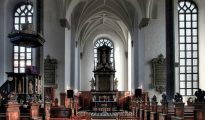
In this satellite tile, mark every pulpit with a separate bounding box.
[91,44,117,111]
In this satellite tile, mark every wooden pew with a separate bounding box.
[123,90,204,120]
[184,106,194,120]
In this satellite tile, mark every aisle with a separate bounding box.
[90,111,118,119]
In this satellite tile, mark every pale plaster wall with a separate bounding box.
[0,0,5,85]
[44,0,65,97]
[143,0,166,99]
[196,0,205,91]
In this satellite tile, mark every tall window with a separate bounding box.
[178,0,199,96]
[94,38,114,68]
[13,3,33,73]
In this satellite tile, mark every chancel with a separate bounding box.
[0,0,205,120]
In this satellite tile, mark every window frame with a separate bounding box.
[94,38,114,68]
[178,0,199,96]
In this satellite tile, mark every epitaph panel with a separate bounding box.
[151,54,166,93]
[44,55,57,87]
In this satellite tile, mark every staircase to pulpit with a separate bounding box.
[91,44,117,112]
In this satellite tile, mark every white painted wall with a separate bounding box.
[196,0,205,90]
[0,0,6,85]
[44,0,65,97]
[143,0,166,97]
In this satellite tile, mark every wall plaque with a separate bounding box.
[151,54,166,93]
[44,55,57,87]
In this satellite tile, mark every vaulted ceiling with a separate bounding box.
[56,0,158,51]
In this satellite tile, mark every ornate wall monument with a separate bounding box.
[151,54,166,93]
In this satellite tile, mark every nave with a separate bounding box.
[0,86,204,120]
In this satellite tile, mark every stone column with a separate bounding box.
[165,0,175,101]
[6,103,21,120]
[30,103,40,119]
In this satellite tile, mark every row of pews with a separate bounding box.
[129,89,205,120]
[48,89,205,120]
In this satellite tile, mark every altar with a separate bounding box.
[91,91,117,112]
[91,44,117,112]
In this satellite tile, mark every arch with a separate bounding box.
[93,38,114,68]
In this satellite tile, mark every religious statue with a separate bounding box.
[151,95,157,103]
[174,93,183,102]
[160,93,168,105]
[114,78,118,90]
[28,80,33,94]
[102,51,106,64]
[195,88,205,102]
[89,77,95,90]
[7,91,17,103]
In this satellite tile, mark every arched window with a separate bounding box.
[94,38,114,68]
[178,0,198,96]
[13,3,33,73]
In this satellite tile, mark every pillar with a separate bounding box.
[165,0,175,101]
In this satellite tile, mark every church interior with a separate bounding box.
[0,0,205,119]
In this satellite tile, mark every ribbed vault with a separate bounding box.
[55,0,158,52]
[70,0,136,53]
